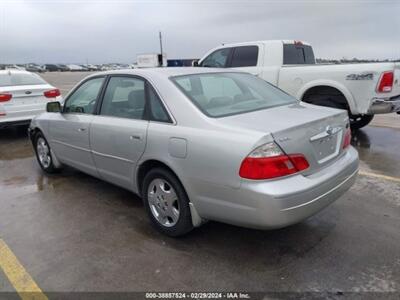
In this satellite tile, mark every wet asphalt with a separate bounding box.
[0,72,399,295]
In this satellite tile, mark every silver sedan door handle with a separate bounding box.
[77,128,86,132]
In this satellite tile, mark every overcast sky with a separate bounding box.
[0,0,399,64]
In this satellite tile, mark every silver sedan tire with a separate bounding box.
[34,132,59,174]
[142,168,193,237]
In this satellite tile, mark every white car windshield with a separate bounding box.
[172,72,297,117]
[0,72,46,87]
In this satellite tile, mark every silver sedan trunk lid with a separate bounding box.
[221,102,350,174]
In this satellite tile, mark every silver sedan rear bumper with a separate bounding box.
[368,94,400,114]
[192,147,359,229]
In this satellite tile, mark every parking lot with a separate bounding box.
[1,72,400,296]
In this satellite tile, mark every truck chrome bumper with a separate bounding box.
[368,95,400,114]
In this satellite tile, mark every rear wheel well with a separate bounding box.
[137,160,182,197]
[302,86,349,109]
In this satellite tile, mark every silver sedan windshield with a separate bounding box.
[172,72,297,117]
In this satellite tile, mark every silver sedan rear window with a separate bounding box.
[172,72,297,117]
[0,72,46,87]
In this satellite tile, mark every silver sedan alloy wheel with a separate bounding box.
[148,178,180,227]
[36,137,51,168]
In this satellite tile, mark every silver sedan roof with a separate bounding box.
[89,67,241,79]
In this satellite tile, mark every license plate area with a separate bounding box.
[311,131,342,164]
[6,95,43,106]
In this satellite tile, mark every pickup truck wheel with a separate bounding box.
[142,168,194,237]
[349,114,374,130]
[304,95,373,130]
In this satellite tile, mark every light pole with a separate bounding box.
[159,31,163,57]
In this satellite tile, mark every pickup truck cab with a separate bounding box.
[198,40,400,129]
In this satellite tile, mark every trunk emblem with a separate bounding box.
[25,91,32,95]
[325,125,340,136]
[310,126,341,142]
[326,126,334,135]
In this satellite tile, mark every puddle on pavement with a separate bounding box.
[2,176,28,186]
[352,126,400,178]
[0,127,33,161]
[0,171,60,198]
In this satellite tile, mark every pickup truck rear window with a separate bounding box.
[283,44,315,65]
[172,72,297,118]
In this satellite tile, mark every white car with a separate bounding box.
[66,64,84,72]
[198,40,400,129]
[0,70,62,128]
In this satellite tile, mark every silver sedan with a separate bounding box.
[29,68,359,236]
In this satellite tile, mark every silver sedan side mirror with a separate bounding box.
[46,101,61,113]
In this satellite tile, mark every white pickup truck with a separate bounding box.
[198,40,400,129]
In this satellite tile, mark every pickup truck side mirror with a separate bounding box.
[192,60,199,67]
[46,101,61,113]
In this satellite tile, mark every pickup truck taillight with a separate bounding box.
[0,93,12,102]
[377,71,394,93]
[239,142,309,180]
[44,89,61,98]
